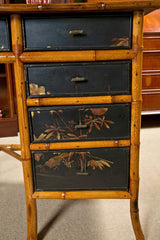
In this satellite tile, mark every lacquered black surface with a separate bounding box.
[32,147,130,191]
[0,17,11,52]
[28,103,131,143]
[25,61,131,98]
[22,13,132,51]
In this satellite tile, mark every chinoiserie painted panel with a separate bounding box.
[25,61,131,98]
[0,17,11,52]
[32,147,130,191]
[28,104,131,143]
[22,13,132,51]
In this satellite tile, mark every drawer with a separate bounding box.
[22,13,132,51]
[142,92,160,112]
[0,17,11,51]
[142,74,160,90]
[26,61,131,98]
[29,103,131,143]
[32,147,130,191]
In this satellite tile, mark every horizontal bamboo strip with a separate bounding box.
[30,140,130,151]
[27,95,132,107]
[0,53,15,63]
[0,2,160,14]
[20,50,135,63]
[95,50,136,60]
[32,190,131,200]
[20,51,95,63]
[0,144,21,151]
[0,146,21,161]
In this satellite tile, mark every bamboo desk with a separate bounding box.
[0,2,160,240]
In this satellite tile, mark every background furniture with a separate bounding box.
[142,9,160,114]
[0,64,18,137]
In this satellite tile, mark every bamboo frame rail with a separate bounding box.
[130,11,145,240]
[0,144,21,150]
[0,146,21,161]
[11,14,37,240]
[0,2,160,14]
[20,50,135,63]
[27,95,132,107]
[0,53,15,63]
[30,140,131,151]
[32,190,132,200]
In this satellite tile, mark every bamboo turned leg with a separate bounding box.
[23,162,37,240]
[11,14,38,240]
[130,199,145,240]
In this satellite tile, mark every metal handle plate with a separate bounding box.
[71,77,86,82]
[75,124,88,129]
[69,30,84,35]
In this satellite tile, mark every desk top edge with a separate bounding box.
[0,1,160,14]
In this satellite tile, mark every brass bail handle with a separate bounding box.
[69,30,84,35]
[71,77,86,82]
[75,124,88,129]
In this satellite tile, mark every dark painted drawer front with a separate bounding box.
[32,147,130,191]
[29,104,131,143]
[26,61,131,98]
[22,13,132,51]
[0,17,11,51]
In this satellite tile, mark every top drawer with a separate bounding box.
[0,17,11,52]
[22,13,132,51]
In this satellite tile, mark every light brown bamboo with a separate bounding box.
[130,11,145,240]
[32,190,131,200]
[20,50,135,63]
[95,50,136,60]
[0,2,160,14]
[0,144,21,150]
[0,146,21,161]
[0,53,15,63]
[131,101,142,146]
[11,14,37,240]
[20,51,95,63]
[132,10,144,102]
[5,64,15,118]
[27,95,132,106]
[30,140,131,151]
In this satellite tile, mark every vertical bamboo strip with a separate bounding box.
[130,11,144,240]
[5,64,15,118]
[132,10,144,102]
[10,14,37,240]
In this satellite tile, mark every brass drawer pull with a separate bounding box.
[75,124,88,129]
[76,172,90,176]
[71,77,86,82]
[69,30,84,35]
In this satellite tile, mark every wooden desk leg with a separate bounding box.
[23,161,37,240]
[130,198,145,240]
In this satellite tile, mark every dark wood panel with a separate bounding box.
[22,13,132,51]
[25,61,131,98]
[142,93,160,112]
[143,53,160,70]
[143,9,160,33]
[28,104,131,143]
[143,34,160,50]
[0,118,18,137]
[142,74,160,90]
[32,147,130,191]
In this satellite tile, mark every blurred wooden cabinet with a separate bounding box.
[0,64,18,137]
[142,9,160,114]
